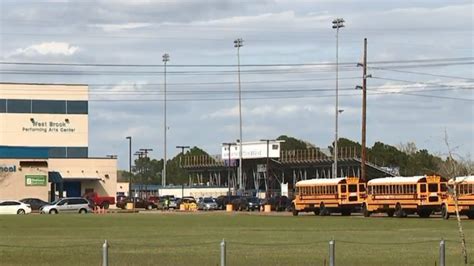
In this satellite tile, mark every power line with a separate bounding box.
[76,88,473,102]
[372,76,474,88]
[370,67,474,81]
[1,57,472,68]
[0,62,469,77]
[1,84,469,95]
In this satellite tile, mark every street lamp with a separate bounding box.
[126,136,132,197]
[234,38,244,191]
[332,18,345,179]
[162,53,170,187]
[260,139,276,198]
[223,142,236,202]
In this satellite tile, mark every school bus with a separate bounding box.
[292,177,366,216]
[365,175,447,218]
[441,176,474,220]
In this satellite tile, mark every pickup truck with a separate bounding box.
[83,192,115,209]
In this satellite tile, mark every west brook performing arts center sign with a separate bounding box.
[22,119,76,133]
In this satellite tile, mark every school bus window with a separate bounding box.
[420,184,426,193]
[359,184,366,192]
[349,184,357,193]
[428,183,438,193]
[440,183,447,192]
[341,185,347,193]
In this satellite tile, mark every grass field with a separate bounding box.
[0,212,472,266]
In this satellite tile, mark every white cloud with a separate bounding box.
[91,23,152,32]
[9,42,79,57]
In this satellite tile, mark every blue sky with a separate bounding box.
[0,0,473,169]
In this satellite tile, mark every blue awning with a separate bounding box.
[48,171,63,183]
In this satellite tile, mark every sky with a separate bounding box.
[0,0,473,169]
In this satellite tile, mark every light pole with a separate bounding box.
[162,53,170,187]
[223,142,235,202]
[260,139,276,198]
[234,38,244,191]
[125,136,132,198]
[332,18,344,179]
[176,145,190,167]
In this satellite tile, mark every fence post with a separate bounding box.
[102,240,109,266]
[329,239,335,266]
[439,239,445,266]
[220,239,226,266]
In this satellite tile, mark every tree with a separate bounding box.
[438,131,470,265]
[277,135,311,150]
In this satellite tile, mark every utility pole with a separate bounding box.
[332,18,344,179]
[126,136,132,198]
[162,53,170,187]
[139,148,153,158]
[176,145,190,167]
[234,38,244,191]
[361,38,368,181]
[260,139,275,197]
[223,142,235,201]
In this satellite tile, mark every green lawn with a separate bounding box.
[0,212,472,266]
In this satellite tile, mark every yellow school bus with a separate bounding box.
[441,176,474,220]
[364,175,447,218]
[292,177,366,216]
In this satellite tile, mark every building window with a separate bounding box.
[0,99,5,113]
[49,147,67,158]
[67,147,88,158]
[67,101,88,114]
[7,99,31,113]
[32,100,66,114]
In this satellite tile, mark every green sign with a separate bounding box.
[25,175,47,186]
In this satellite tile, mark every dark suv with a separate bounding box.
[116,197,157,210]
[245,197,261,211]
[216,195,241,210]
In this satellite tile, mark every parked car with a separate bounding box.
[197,197,218,211]
[148,196,160,204]
[40,197,92,214]
[20,198,48,211]
[216,195,241,210]
[245,197,261,211]
[176,197,196,209]
[0,200,32,215]
[261,196,292,211]
[157,195,178,210]
[231,197,248,211]
[116,197,157,210]
[83,192,115,209]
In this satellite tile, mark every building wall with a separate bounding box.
[0,158,117,201]
[0,83,89,157]
[117,182,130,196]
[158,187,230,198]
[48,158,117,197]
[0,159,49,200]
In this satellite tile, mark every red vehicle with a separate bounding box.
[83,192,115,209]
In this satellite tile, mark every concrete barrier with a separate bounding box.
[264,204,272,213]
